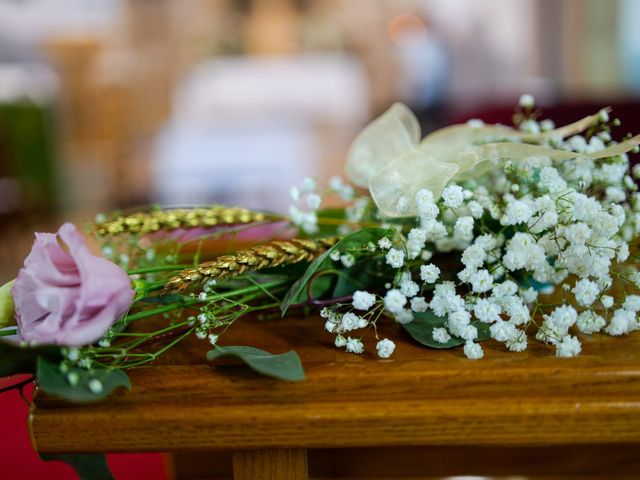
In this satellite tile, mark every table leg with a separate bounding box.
[232,449,308,480]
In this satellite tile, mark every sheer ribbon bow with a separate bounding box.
[346,103,640,217]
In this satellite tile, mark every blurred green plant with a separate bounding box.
[0,101,59,215]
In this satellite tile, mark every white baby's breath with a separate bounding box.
[284,101,640,362]
[352,290,376,311]
[386,248,405,268]
[376,338,396,358]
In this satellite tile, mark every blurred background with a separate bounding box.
[1,0,640,232]
[4,0,640,280]
[1,1,640,478]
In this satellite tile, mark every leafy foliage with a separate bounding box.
[281,227,391,314]
[0,340,60,377]
[207,346,305,381]
[37,357,131,402]
[331,256,388,298]
[404,311,490,349]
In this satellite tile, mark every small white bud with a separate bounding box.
[88,379,103,394]
[67,371,80,386]
[66,348,79,362]
[518,94,535,109]
[598,109,609,123]
[302,177,316,191]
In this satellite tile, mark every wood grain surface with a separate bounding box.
[29,312,640,454]
[232,449,307,480]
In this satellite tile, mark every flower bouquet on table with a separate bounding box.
[3,95,640,410]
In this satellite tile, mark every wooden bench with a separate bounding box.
[30,315,640,479]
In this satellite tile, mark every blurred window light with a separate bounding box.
[152,118,318,212]
[0,0,122,48]
[152,53,370,212]
[171,54,369,127]
[0,63,58,103]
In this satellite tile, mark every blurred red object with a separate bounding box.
[0,377,169,480]
[452,99,640,139]
[449,100,640,169]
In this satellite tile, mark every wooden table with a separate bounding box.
[29,315,640,479]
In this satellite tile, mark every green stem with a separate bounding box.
[0,328,17,337]
[92,319,194,365]
[118,329,194,368]
[142,281,169,292]
[125,301,198,322]
[199,280,291,303]
[125,279,289,323]
[88,277,293,368]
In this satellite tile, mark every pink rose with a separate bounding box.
[12,223,134,346]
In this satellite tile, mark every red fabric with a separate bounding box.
[0,378,168,480]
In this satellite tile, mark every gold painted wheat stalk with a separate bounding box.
[94,206,278,236]
[164,237,340,291]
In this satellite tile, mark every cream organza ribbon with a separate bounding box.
[346,103,640,217]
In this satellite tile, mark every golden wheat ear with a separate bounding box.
[164,237,340,291]
[93,206,279,236]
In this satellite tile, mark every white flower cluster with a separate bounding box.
[313,104,640,360]
[289,177,321,234]
[321,294,396,359]
[289,175,373,235]
[377,112,639,358]
[328,175,355,200]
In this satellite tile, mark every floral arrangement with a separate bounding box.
[2,96,640,412]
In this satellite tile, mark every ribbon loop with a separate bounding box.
[346,103,640,218]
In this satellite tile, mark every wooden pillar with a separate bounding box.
[233,449,308,480]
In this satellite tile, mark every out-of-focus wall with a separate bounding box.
[0,0,638,219]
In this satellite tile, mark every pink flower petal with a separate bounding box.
[12,223,134,346]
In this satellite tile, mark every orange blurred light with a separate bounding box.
[387,14,428,47]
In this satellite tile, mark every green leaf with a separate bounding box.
[331,257,388,298]
[207,346,305,382]
[312,208,348,237]
[37,357,131,403]
[280,227,391,314]
[0,340,61,377]
[40,453,113,480]
[403,311,490,349]
[0,340,38,376]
